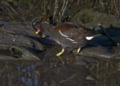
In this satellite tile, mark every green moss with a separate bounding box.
[71,9,94,23]
[79,9,93,23]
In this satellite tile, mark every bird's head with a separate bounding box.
[35,21,52,38]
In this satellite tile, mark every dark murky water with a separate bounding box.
[0,59,120,86]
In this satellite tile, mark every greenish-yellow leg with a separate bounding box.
[56,48,65,64]
[77,47,82,54]
[56,48,65,56]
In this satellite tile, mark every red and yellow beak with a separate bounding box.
[36,28,40,34]
[35,28,45,38]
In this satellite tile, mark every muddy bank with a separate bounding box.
[0,22,44,60]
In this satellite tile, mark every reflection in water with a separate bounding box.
[0,61,41,86]
[0,60,120,86]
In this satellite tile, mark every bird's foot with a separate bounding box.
[58,56,64,64]
[56,48,65,56]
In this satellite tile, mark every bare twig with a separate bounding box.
[59,0,69,22]
[1,1,18,15]
[113,0,120,16]
[53,0,58,22]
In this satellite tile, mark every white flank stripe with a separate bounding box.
[59,30,77,43]
[85,36,94,40]
[59,30,68,38]
[66,38,77,43]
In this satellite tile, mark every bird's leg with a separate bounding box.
[77,47,83,54]
[56,48,65,64]
[77,47,81,53]
[56,48,65,56]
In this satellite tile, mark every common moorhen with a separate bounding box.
[36,22,96,56]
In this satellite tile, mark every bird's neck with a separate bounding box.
[41,23,53,35]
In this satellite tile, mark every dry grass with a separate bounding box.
[0,0,120,22]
